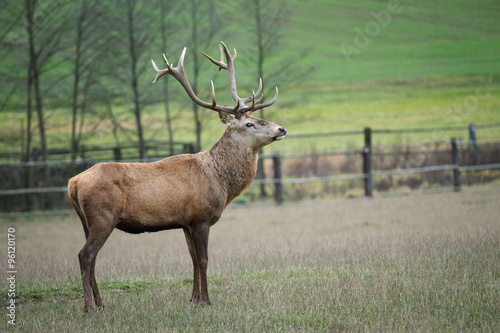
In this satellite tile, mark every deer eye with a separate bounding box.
[246,122,255,128]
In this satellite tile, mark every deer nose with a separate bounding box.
[279,127,287,135]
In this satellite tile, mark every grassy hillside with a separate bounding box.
[1,0,499,156]
[262,0,500,152]
[287,0,500,82]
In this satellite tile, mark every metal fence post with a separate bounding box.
[272,153,283,205]
[363,128,373,197]
[451,138,461,192]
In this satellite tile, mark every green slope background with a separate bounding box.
[1,0,499,155]
[275,0,500,152]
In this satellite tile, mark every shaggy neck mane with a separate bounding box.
[208,129,258,204]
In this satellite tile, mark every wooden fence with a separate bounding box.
[261,139,500,204]
[0,140,196,162]
[1,123,500,216]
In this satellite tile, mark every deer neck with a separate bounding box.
[207,129,259,203]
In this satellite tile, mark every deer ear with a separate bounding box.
[218,111,234,124]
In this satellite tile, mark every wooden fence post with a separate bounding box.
[184,143,195,154]
[113,147,122,161]
[363,128,373,197]
[469,123,477,165]
[272,153,283,205]
[451,138,461,192]
[364,127,372,147]
[83,159,92,172]
[79,145,86,160]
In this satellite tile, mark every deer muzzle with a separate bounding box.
[274,127,287,141]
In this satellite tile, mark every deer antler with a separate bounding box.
[152,42,278,117]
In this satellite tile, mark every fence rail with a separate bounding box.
[0,140,196,162]
[1,123,500,216]
[5,162,499,198]
[286,122,500,139]
[0,186,68,195]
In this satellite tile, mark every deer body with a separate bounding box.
[70,120,277,235]
[69,42,286,312]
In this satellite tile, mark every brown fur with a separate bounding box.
[68,112,286,312]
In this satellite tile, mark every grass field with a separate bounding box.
[1,0,499,156]
[1,186,499,331]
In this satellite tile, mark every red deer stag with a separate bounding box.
[68,42,286,312]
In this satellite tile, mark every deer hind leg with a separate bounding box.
[183,228,201,303]
[90,257,103,309]
[78,222,114,313]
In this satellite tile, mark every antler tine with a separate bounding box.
[210,80,216,108]
[249,86,279,112]
[219,41,236,60]
[202,51,227,71]
[230,100,241,113]
[219,44,224,62]
[247,91,256,111]
[152,47,225,112]
[151,59,170,84]
[217,42,241,106]
[242,78,263,104]
[255,77,262,96]
[254,93,264,104]
[178,47,187,70]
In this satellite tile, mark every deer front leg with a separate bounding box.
[183,229,201,302]
[192,226,211,305]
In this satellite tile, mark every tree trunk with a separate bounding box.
[25,0,47,162]
[127,1,145,159]
[160,0,174,156]
[33,66,47,162]
[71,5,84,161]
[190,0,202,152]
[254,0,267,197]
[26,48,33,162]
[24,0,35,210]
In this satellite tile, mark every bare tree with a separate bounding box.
[185,0,221,151]
[159,0,180,156]
[126,0,145,158]
[110,0,160,159]
[241,0,292,196]
[0,2,22,113]
[69,0,105,161]
[244,0,291,113]
[0,2,21,60]
[22,0,68,162]
[24,0,36,161]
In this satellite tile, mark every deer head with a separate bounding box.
[220,111,286,152]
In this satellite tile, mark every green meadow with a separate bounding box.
[1,0,499,156]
